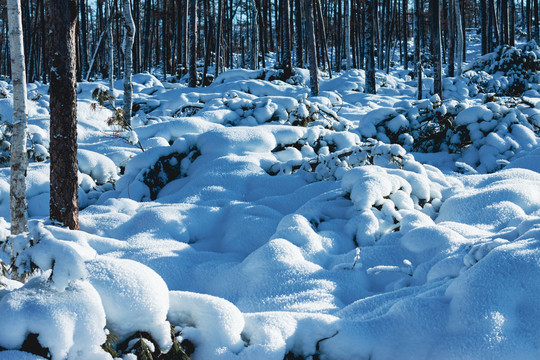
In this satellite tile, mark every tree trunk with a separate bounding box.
[448,0,455,77]
[295,0,303,67]
[305,0,318,95]
[415,0,423,99]
[251,2,259,69]
[315,0,331,77]
[280,0,292,74]
[527,0,531,40]
[106,0,114,100]
[534,0,539,42]
[345,0,351,69]
[455,0,464,75]
[365,0,376,93]
[509,0,515,45]
[480,0,487,53]
[215,0,223,76]
[79,0,89,79]
[402,0,408,70]
[189,0,198,86]
[7,0,29,235]
[122,0,135,125]
[48,0,79,230]
[431,0,442,98]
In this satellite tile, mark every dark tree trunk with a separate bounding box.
[281,0,292,74]
[305,0,318,95]
[365,0,376,93]
[48,0,79,230]
[415,0,423,99]
[509,0,515,45]
[189,0,197,86]
[79,0,88,79]
[527,0,531,40]
[481,0,487,53]
[402,0,408,70]
[134,0,141,73]
[431,0,442,98]
[448,0,455,77]
[295,0,304,67]
[215,0,223,76]
[534,0,539,41]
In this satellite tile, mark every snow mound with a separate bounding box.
[86,256,172,350]
[0,274,110,360]
[168,291,245,358]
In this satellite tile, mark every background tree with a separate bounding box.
[122,0,135,125]
[365,0,376,94]
[7,0,28,235]
[188,0,197,87]
[48,0,79,230]
[431,0,442,98]
[305,0,318,96]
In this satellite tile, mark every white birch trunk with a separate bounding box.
[455,0,464,76]
[7,0,28,235]
[122,0,135,125]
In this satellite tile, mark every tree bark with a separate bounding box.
[448,0,456,77]
[7,0,29,235]
[509,0,515,45]
[79,0,89,79]
[48,0,79,230]
[305,0,318,95]
[106,0,114,100]
[215,0,223,76]
[431,0,442,98]
[345,0,351,69]
[415,0,423,99]
[295,0,303,67]
[189,0,198,86]
[402,0,408,70]
[455,0,464,75]
[122,0,135,125]
[365,0,376,94]
[480,0,487,53]
[281,0,292,74]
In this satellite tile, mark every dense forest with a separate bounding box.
[0,0,533,90]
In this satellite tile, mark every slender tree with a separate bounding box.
[305,0,318,95]
[509,0,515,46]
[281,0,292,75]
[365,0,376,94]
[345,0,351,69]
[7,0,28,235]
[415,0,422,99]
[295,0,303,67]
[48,0,79,230]
[431,0,442,98]
[402,0,408,70]
[188,0,197,86]
[455,0,464,75]
[215,0,223,76]
[106,0,114,100]
[122,0,135,124]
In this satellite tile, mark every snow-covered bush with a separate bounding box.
[465,41,540,96]
[360,95,539,173]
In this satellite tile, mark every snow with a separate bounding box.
[86,257,172,350]
[0,274,110,360]
[1,44,540,359]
